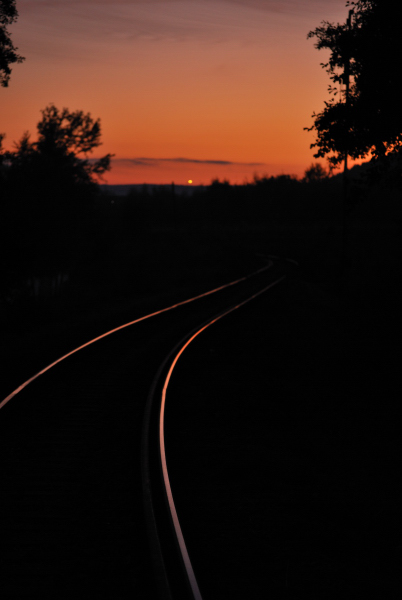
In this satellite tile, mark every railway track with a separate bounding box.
[0,260,292,598]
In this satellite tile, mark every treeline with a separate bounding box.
[112,172,342,227]
[0,154,339,308]
[1,106,400,311]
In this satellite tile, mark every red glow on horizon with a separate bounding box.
[3,0,352,186]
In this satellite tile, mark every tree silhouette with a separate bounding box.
[3,105,113,277]
[305,1,402,169]
[303,162,328,183]
[7,104,113,199]
[0,0,24,86]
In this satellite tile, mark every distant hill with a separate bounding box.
[100,184,206,197]
[329,160,371,181]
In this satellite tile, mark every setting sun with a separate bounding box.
[1,0,350,184]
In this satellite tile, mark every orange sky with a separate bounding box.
[2,0,351,184]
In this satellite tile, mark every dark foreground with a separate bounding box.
[165,275,401,598]
[1,264,401,599]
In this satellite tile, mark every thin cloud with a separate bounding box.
[113,157,266,167]
[226,1,344,14]
[19,1,250,48]
[18,1,347,49]
[20,1,343,11]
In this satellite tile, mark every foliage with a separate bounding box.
[303,162,329,183]
[0,130,5,162]
[0,0,24,86]
[306,1,402,168]
[1,105,113,278]
[6,104,113,199]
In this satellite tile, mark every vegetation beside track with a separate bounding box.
[1,165,401,403]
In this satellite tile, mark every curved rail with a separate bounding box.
[145,274,286,600]
[0,263,272,411]
[2,258,293,597]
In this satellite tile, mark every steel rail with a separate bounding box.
[144,274,286,600]
[0,262,272,411]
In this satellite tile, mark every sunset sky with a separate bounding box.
[2,0,351,185]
